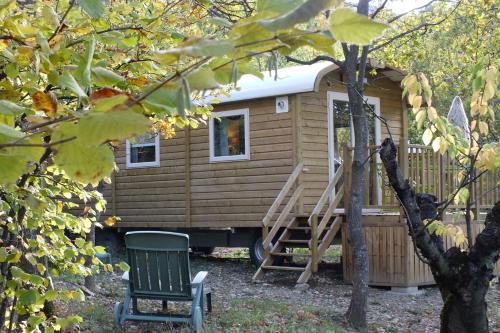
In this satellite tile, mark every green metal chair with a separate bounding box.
[113,231,210,332]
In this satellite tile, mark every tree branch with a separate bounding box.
[48,0,75,42]
[468,200,500,273]
[284,55,344,68]
[370,0,389,19]
[0,136,76,148]
[387,0,438,23]
[370,0,463,54]
[379,137,450,275]
[66,27,145,48]
[0,35,27,46]
[22,116,75,133]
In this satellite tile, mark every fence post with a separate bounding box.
[398,140,409,178]
[310,214,318,273]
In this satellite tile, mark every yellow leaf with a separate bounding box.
[32,91,57,116]
[412,95,422,109]
[415,109,426,129]
[427,107,438,122]
[432,137,440,152]
[104,216,121,227]
[439,139,448,155]
[422,128,433,145]
[470,120,477,130]
[478,121,488,135]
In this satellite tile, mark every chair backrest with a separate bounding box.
[125,231,192,299]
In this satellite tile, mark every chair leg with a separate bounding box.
[132,298,139,314]
[206,292,212,313]
[162,300,168,311]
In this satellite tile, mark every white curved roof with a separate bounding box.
[210,62,338,104]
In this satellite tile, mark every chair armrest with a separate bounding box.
[121,271,129,282]
[191,271,208,286]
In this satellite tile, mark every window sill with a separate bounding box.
[125,162,161,169]
[209,155,250,163]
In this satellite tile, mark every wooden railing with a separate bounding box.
[343,145,399,210]
[405,143,499,213]
[262,162,306,252]
[342,142,499,214]
[308,164,344,272]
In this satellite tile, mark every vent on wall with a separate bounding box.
[276,96,289,113]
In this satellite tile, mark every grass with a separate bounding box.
[204,297,346,333]
[292,245,342,264]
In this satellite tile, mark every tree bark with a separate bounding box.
[343,1,370,327]
[84,221,96,291]
[379,137,499,333]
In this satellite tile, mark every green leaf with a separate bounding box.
[116,261,130,272]
[329,8,389,45]
[256,0,305,16]
[77,110,151,146]
[92,95,129,112]
[58,72,87,98]
[186,66,219,90]
[78,37,96,89]
[54,138,114,185]
[91,67,124,86]
[142,88,177,115]
[457,187,469,205]
[260,0,337,31]
[18,289,41,306]
[0,123,24,141]
[163,39,234,58]
[77,0,105,18]
[208,17,233,28]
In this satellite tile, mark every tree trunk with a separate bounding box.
[379,137,499,333]
[84,221,96,291]
[440,285,489,333]
[343,20,370,328]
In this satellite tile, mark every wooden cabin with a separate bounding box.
[103,63,500,289]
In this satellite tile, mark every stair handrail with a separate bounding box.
[262,161,305,227]
[262,161,307,250]
[307,163,344,227]
[308,164,344,273]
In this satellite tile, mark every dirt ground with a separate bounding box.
[60,247,500,333]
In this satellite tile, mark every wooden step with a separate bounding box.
[279,239,309,244]
[262,265,305,271]
[287,226,311,230]
[270,252,311,257]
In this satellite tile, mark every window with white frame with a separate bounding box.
[126,133,160,168]
[209,109,250,162]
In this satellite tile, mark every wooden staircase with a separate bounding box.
[253,162,345,285]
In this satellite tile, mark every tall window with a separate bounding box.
[126,133,160,168]
[209,109,250,162]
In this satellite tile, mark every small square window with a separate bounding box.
[209,109,250,162]
[126,133,160,168]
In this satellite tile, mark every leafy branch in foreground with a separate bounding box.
[0,0,391,331]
